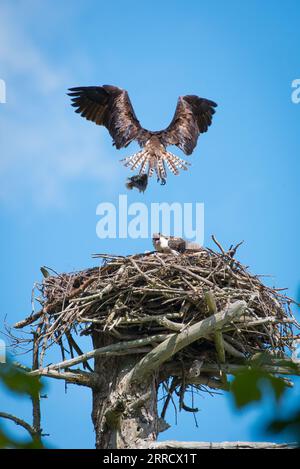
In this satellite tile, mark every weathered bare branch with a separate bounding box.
[30,335,169,375]
[128,300,247,384]
[14,310,43,329]
[150,440,298,449]
[0,412,37,437]
[32,368,100,387]
[165,360,300,381]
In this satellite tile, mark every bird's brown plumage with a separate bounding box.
[152,233,200,255]
[68,85,217,183]
[161,95,217,155]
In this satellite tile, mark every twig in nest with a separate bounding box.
[211,235,226,255]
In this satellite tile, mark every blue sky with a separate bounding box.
[0,0,299,448]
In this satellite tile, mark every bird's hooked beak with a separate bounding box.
[152,232,160,244]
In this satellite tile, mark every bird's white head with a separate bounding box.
[152,232,161,249]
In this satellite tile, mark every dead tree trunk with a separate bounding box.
[91,332,158,449]
[90,301,247,448]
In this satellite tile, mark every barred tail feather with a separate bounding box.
[121,148,190,182]
[148,166,154,177]
[155,156,167,181]
[140,157,148,174]
[122,149,147,170]
[164,154,179,175]
[164,151,190,174]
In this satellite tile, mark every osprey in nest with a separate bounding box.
[68,85,217,186]
[152,233,201,255]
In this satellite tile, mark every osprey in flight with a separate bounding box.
[68,85,217,185]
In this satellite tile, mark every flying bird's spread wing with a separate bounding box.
[161,96,217,155]
[68,85,217,186]
[68,85,147,149]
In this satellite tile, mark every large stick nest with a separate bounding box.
[18,242,299,368]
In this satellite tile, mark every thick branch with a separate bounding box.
[164,360,300,383]
[33,369,100,387]
[129,300,247,384]
[188,375,227,390]
[14,310,43,329]
[29,335,169,375]
[205,291,228,387]
[150,440,297,449]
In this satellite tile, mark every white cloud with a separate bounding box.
[0,2,65,94]
[0,1,123,209]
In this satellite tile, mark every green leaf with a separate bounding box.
[267,374,287,401]
[0,429,44,449]
[231,368,263,408]
[0,362,43,398]
[267,410,300,444]
[230,367,287,409]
